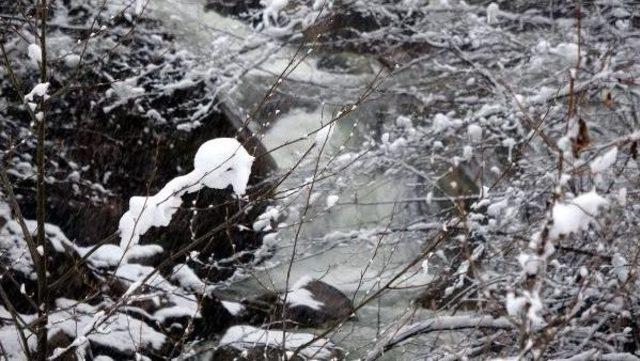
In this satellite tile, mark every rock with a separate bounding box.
[316,52,374,74]
[285,277,356,328]
[206,325,345,361]
[240,277,355,328]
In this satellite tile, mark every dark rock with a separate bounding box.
[285,278,356,328]
[240,278,355,328]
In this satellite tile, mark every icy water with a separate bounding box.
[151,2,436,359]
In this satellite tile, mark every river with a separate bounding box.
[151,2,440,359]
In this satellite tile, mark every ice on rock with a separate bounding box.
[119,138,254,249]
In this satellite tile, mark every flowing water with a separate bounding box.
[152,2,439,358]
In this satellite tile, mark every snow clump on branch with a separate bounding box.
[118,138,254,249]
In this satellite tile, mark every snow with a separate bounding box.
[27,43,42,66]
[611,253,629,283]
[432,113,452,132]
[78,244,124,268]
[261,0,289,27]
[219,325,335,359]
[110,78,144,99]
[506,291,545,327]
[170,264,205,291]
[467,123,483,142]
[119,138,254,249]
[396,115,413,129]
[590,147,618,173]
[64,54,81,68]
[125,244,164,261]
[0,203,72,277]
[285,276,324,310]
[0,300,166,359]
[487,199,508,217]
[134,0,145,15]
[617,187,627,206]
[550,191,608,239]
[253,206,280,232]
[326,194,339,209]
[487,3,499,24]
[221,301,244,316]
[24,82,50,103]
[502,138,516,162]
[549,43,581,65]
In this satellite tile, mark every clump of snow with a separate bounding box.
[467,124,482,142]
[64,54,81,68]
[611,253,629,283]
[219,325,335,359]
[487,3,499,24]
[517,253,542,276]
[253,206,280,232]
[119,138,254,249]
[396,115,413,129]
[261,0,289,27]
[462,145,473,160]
[24,82,50,103]
[502,137,516,159]
[506,291,545,328]
[27,43,42,66]
[617,187,627,206]
[221,301,244,316]
[326,194,339,209]
[590,147,617,174]
[432,113,451,132]
[550,190,608,240]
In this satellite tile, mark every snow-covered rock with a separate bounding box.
[214,325,343,360]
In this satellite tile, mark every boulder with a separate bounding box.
[240,277,355,328]
[207,325,344,361]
